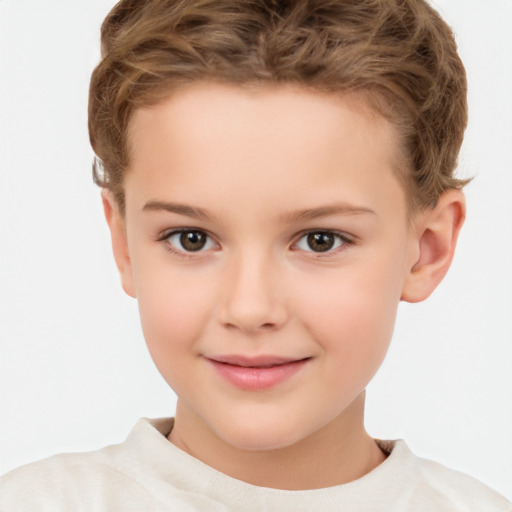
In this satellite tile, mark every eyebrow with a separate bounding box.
[143,200,375,224]
[143,200,216,222]
[278,204,376,223]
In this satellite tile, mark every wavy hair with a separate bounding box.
[89,0,468,212]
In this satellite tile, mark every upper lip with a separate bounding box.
[207,355,309,368]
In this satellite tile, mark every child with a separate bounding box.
[0,0,510,510]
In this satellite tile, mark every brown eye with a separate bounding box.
[307,232,335,252]
[295,231,347,253]
[180,231,207,251]
[166,230,215,252]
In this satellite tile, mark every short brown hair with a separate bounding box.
[89,0,468,213]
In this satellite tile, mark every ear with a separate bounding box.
[101,190,136,298]
[401,189,465,303]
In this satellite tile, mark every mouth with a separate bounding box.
[206,355,311,391]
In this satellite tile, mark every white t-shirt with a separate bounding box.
[0,417,510,511]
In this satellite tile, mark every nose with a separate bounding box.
[218,249,289,334]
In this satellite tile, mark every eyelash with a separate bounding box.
[157,228,354,258]
[292,230,353,257]
[157,228,218,258]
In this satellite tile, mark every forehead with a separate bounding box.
[128,83,393,161]
[125,83,407,221]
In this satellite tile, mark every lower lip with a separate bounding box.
[208,359,309,391]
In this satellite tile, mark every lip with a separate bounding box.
[206,355,310,391]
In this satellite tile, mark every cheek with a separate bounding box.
[294,260,403,379]
[134,264,216,375]
[303,291,396,366]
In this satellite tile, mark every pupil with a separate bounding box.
[180,231,206,251]
[307,232,334,252]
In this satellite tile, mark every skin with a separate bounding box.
[103,83,465,490]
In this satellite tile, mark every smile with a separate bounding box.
[206,355,311,391]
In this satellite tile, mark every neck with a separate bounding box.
[168,392,386,490]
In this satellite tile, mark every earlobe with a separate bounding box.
[401,189,466,303]
[101,190,136,298]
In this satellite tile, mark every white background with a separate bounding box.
[0,0,511,501]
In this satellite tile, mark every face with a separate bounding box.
[115,83,419,451]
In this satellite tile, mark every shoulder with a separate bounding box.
[0,419,174,512]
[391,441,512,511]
[0,450,147,512]
[417,457,511,510]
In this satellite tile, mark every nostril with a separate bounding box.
[218,275,289,333]
[223,321,277,333]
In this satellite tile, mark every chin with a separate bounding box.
[213,415,314,452]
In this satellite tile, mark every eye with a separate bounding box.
[294,231,348,253]
[165,229,216,253]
